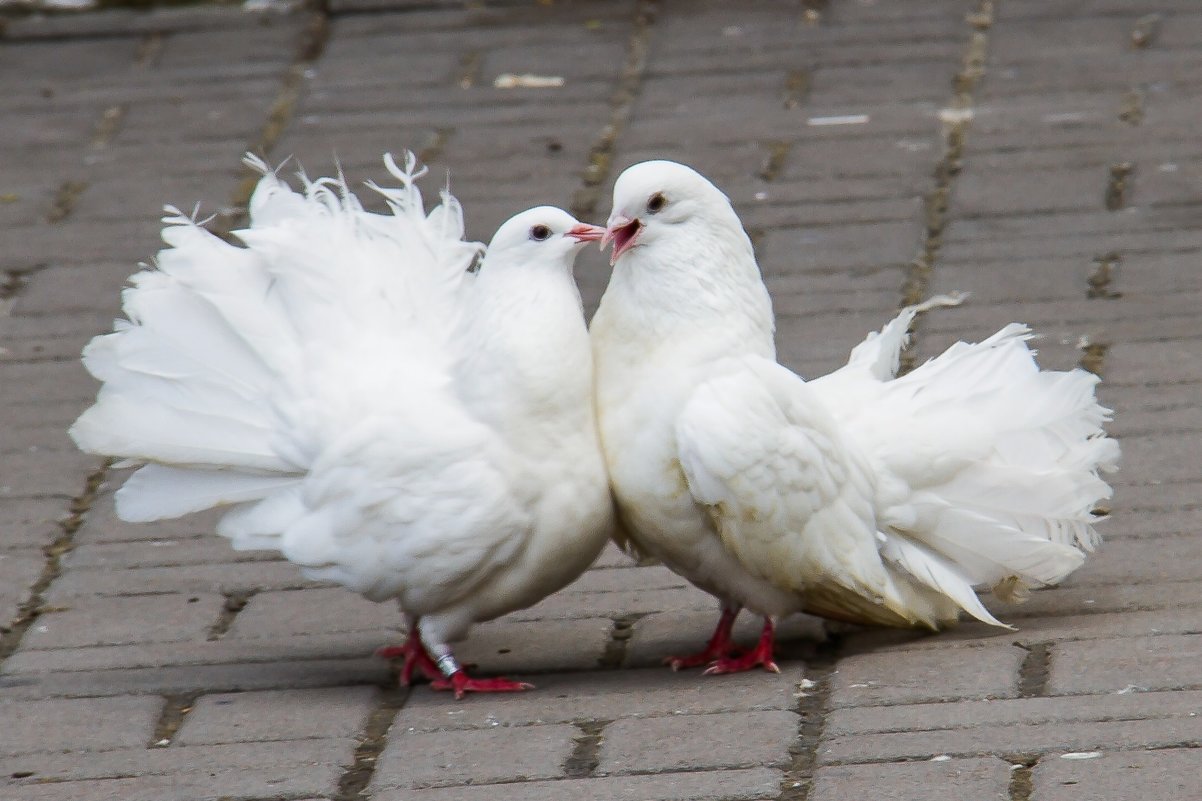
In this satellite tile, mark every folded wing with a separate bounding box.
[674,356,978,628]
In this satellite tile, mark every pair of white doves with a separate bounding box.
[72,154,1119,697]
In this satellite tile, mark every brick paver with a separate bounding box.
[2,1,1199,799]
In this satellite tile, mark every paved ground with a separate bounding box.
[1,0,1200,799]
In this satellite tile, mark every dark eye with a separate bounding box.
[647,192,667,213]
[530,224,552,241]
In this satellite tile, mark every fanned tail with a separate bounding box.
[815,304,1119,629]
[843,292,969,380]
[70,154,482,546]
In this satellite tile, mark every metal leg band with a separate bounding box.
[435,654,460,678]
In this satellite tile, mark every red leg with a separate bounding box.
[431,670,534,700]
[664,606,742,671]
[703,616,780,675]
[383,624,534,699]
[375,633,442,686]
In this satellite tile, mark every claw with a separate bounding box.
[380,623,530,697]
[662,606,742,671]
[665,645,747,671]
[431,671,534,699]
[701,617,779,675]
[702,656,780,675]
[375,634,442,686]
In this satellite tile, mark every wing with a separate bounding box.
[71,154,526,603]
[676,355,1003,628]
[674,356,931,623]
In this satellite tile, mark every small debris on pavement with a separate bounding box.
[807,114,869,127]
[493,73,565,89]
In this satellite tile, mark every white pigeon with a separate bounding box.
[70,153,616,697]
[590,160,1119,673]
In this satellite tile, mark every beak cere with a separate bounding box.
[566,223,606,243]
[605,217,642,264]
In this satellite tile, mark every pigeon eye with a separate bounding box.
[530,224,552,241]
[647,193,667,214]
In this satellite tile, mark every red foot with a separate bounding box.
[664,606,742,670]
[375,636,441,686]
[431,670,534,700]
[703,617,780,675]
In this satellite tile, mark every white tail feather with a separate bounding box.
[817,302,1119,626]
[117,464,300,522]
[844,292,968,380]
[878,534,1010,628]
[73,154,483,543]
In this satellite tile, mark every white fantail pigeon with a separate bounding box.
[590,160,1119,674]
[71,154,616,697]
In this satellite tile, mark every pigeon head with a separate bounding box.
[602,160,737,266]
[486,206,604,269]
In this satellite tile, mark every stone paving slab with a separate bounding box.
[388,767,785,801]
[373,722,580,789]
[809,757,1012,801]
[174,686,379,745]
[1,0,1199,799]
[0,738,359,784]
[1033,748,1202,801]
[0,695,163,756]
[9,767,346,801]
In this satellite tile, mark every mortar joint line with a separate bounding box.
[206,588,259,641]
[776,640,840,801]
[149,690,203,748]
[1005,752,1039,801]
[0,460,110,667]
[213,2,331,238]
[564,718,611,778]
[569,0,658,221]
[599,611,647,670]
[897,0,993,374]
[334,686,409,801]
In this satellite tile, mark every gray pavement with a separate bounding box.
[1,0,1200,799]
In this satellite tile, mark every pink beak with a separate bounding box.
[602,215,642,265]
[566,223,606,243]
